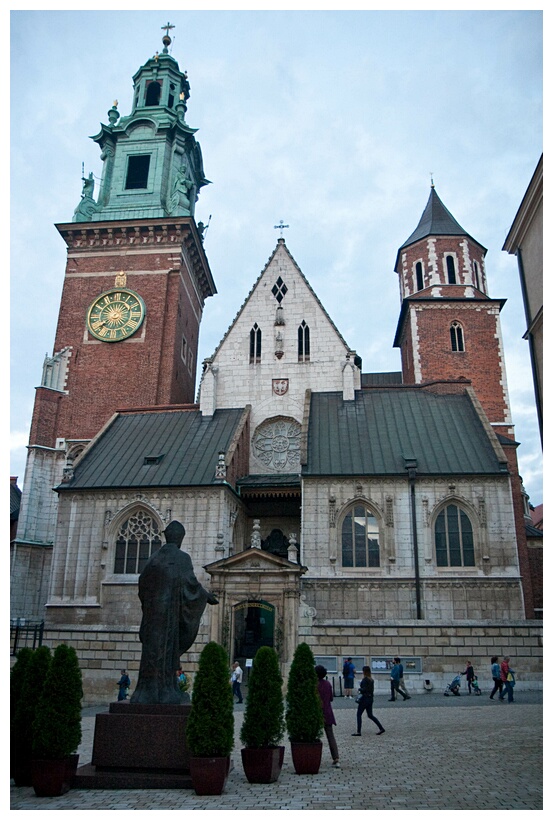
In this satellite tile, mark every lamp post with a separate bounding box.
[404,455,422,620]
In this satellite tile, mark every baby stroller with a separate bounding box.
[444,673,461,696]
[471,676,482,695]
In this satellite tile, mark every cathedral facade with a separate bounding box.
[12,36,541,703]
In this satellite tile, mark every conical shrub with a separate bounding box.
[240,646,284,749]
[186,642,234,757]
[33,644,83,759]
[11,647,34,779]
[285,642,323,743]
[17,646,52,766]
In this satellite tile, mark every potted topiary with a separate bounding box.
[240,646,285,783]
[13,645,53,787]
[285,642,324,775]
[31,644,83,796]
[186,642,234,795]
[11,647,35,785]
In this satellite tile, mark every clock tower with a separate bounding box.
[14,29,216,580]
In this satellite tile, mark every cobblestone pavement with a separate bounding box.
[11,692,542,810]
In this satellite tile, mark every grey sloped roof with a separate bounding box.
[395,187,485,271]
[304,389,507,477]
[61,408,245,490]
[400,187,469,247]
[10,481,22,520]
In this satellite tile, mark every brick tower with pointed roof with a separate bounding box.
[393,184,512,434]
[394,185,535,618]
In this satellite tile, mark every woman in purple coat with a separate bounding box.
[315,665,340,768]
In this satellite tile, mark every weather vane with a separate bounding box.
[274,220,289,238]
[430,171,435,188]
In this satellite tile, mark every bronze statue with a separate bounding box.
[130,521,218,704]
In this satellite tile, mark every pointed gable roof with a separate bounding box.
[203,238,352,365]
[395,186,485,271]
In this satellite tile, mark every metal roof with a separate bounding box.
[304,389,507,477]
[61,408,245,490]
[237,474,301,490]
[400,187,469,247]
[10,481,22,520]
[361,371,403,387]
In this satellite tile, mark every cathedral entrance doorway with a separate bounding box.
[233,600,275,660]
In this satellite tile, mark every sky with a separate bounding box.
[9,7,543,506]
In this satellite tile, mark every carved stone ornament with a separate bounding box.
[272,378,289,396]
[252,417,300,471]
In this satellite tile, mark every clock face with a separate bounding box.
[86,289,146,342]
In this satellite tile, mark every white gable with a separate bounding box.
[199,240,360,473]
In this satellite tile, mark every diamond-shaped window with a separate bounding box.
[272,277,288,303]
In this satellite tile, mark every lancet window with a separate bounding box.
[435,504,475,567]
[341,505,381,568]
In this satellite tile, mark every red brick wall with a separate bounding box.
[30,220,211,444]
[501,440,536,620]
[29,387,64,447]
[400,301,509,425]
[527,543,543,613]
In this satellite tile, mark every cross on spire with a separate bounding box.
[274,220,289,238]
[161,22,175,53]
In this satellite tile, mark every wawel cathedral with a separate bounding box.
[11,31,542,702]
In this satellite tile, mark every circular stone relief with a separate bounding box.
[252,417,301,471]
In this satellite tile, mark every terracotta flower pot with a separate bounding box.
[241,746,285,783]
[32,758,71,797]
[290,741,323,775]
[189,755,230,795]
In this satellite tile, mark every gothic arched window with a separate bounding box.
[450,321,465,352]
[114,509,162,574]
[416,261,424,291]
[435,504,475,567]
[249,324,262,363]
[341,505,380,568]
[298,321,310,362]
[446,255,456,284]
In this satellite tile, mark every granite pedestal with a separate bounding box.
[74,701,193,789]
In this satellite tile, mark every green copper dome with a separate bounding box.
[73,31,209,223]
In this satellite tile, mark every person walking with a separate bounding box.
[231,660,243,703]
[461,660,475,694]
[117,669,131,701]
[352,666,385,736]
[489,655,503,700]
[499,656,515,703]
[395,657,411,699]
[342,657,356,699]
[315,665,340,767]
[389,658,409,701]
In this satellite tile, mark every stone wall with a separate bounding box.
[41,619,542,706]
[301,621,543,694]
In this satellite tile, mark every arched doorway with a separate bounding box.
[234,600,275,660]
